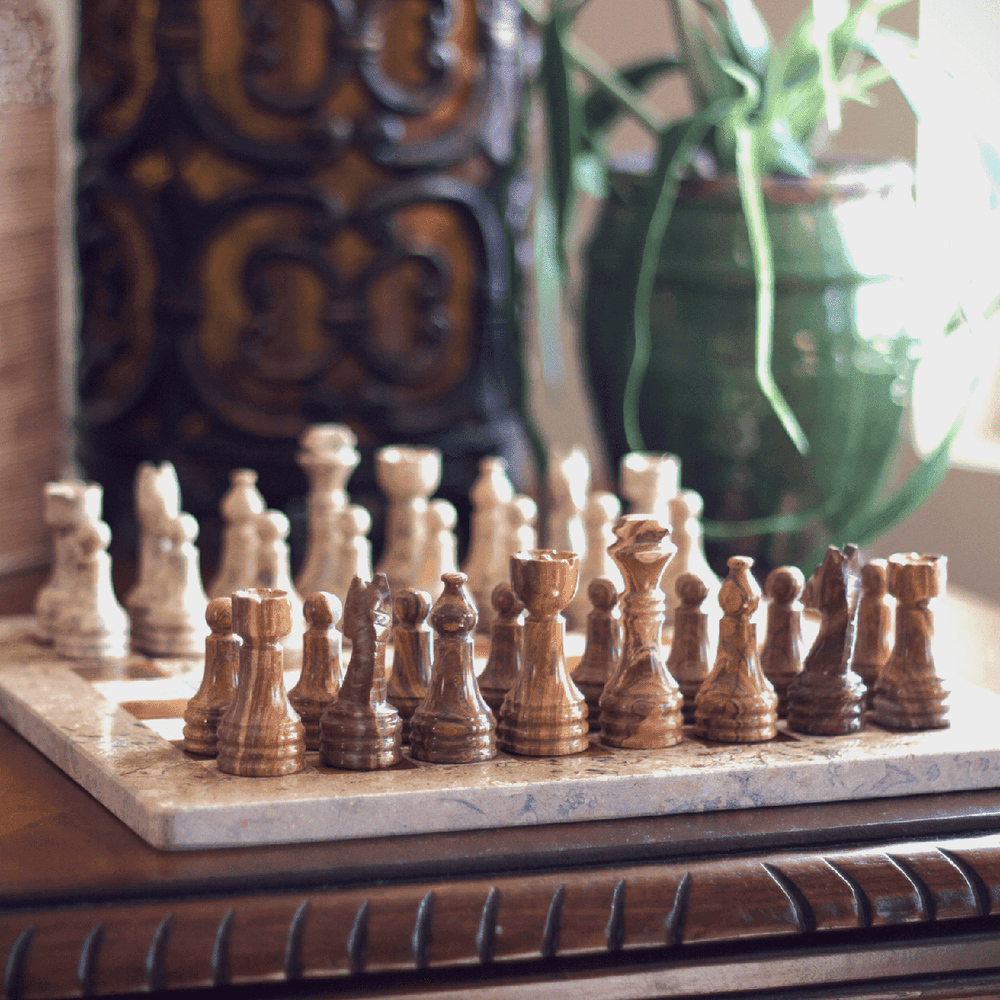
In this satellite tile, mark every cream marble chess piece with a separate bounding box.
[662,490,720,628]
[413,498,458,603]
[619,452,680,521]
[208,469,265,600]
[328,504,373,602]
[546,447,589,556]
[566,491,622,631]
[256,510,305,660]
[295,424,360,597]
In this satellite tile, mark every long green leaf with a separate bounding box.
[582,57,683,137]
[696,0,772,79]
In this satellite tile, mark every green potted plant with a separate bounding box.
[522,0,1000,572]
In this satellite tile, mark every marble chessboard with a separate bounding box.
[2,612,1000,852]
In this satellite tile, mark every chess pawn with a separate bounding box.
[295,424,359,597]
[478,494,536,635]
[183,598,240,756]
[497,550,588,756]
[785,545,866,736]
[873,554,950,730]
[854,559,893,706]
[374,446,442,593]
[53,514,130,660]
[208,469,265,599]
[330,504,373,601]
[410,573,496,763]
[619,452,680,520]
[666,573,711,721]
[256,510,305,661]
[546,447,589,555]
[387,588,433,740]
[319,574,402,769]
[694,556,777,743]
[217,589,305,776]
[35,480,101,643]
[288,592,345,750]
[662,490,720,628]
[413,499,458,603]
[571,578,621,729]
[478,583,524,713]
[599,516,683,749]
[566,491,622,632]
[759,566,806,717]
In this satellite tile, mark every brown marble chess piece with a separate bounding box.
[759,566,806,717]
[288,592,345,750]
[854,559,893,707]
[409,573,497,763]
[785,545,866,736]
[319,574,402,769]
[476,583,524,713]
[694,556,777,743]
[386,588,433,741]
[665,573,711,721]
[216,589,305,777]
[598,516,683,749]
[873,553,950,730]
[183,598,240,756]
[497,550,589,756]
[571,578,621,729]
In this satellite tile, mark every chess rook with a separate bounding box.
[208,469,265,600]
[288,591,344,750]
[386,588,433,740]
[497,550,588,756]
[571,578,621,729]
[759,565,806,717]
[216,589,305,777]
[477,583,524,713]
[183,598,240,756]
[854,559,893,706]
[409,573,496,763]
[666,573,711,721]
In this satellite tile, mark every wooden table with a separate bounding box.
[2,587,1000,999]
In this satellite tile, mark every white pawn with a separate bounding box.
[566,491,623,631]
[662,489,720,628]
[477,495,537,634]
[138,512,209,657]
[295,424,359,597]
[463,457,514,631]
[53,511,130,660]
[620,452,680,521]
[256,509,305,658]
[330,504,373,603]
[546,447,589,556]
[208,469,265,599]
[414,499,458,602]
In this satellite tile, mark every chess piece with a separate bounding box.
[183,598,240,756]
[375,446,442,593]
[759,566,806,717]
[208,470,265,599]
[413,499,458,603]
[217,589,305,776]
[35,480,101,643]
[497,550,588,756]
[566,491,622,631]
[295,425,359,597]
[693,556,777,743]
[873,554,950,730]
[619,452,680,520]
[571,578,621,729]
[546,447,589,555]
[410,573,496,763]
[599,516,683,749]
[477,583,524,713]
[136,512,209,657]
[288,591,344,750]
[486,495,537,634]
[662,490,720,628]
[319,574,402,769]
[666,573,711,721]
[256,510,305,660]
[53,510,130,660]
[463,457,515,633]
[329,504,373,601]
[854,559,893,706]
[786,545,866,736]
[386,588,433,740]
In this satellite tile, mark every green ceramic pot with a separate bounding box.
[583,161,918,574]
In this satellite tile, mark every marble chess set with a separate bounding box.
[0,425,997,850]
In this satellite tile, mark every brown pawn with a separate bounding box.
[497,550,589,756]
[477,583,524,713]
[410,573,496,763]
[183,598,240,756]
[599,516,683,749]
[216,589,305,777]
[319,574,402,769]
[666,574,711,722]
[854,559,893,707]
[785,545,866,736]
[694,556,777,743]
[760,566,806,717]
[873,554,950,730]
[571,578,621,729]
[288,592,344,750]
[387,588,433,741]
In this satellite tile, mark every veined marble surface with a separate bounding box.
[1,615,998,851]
